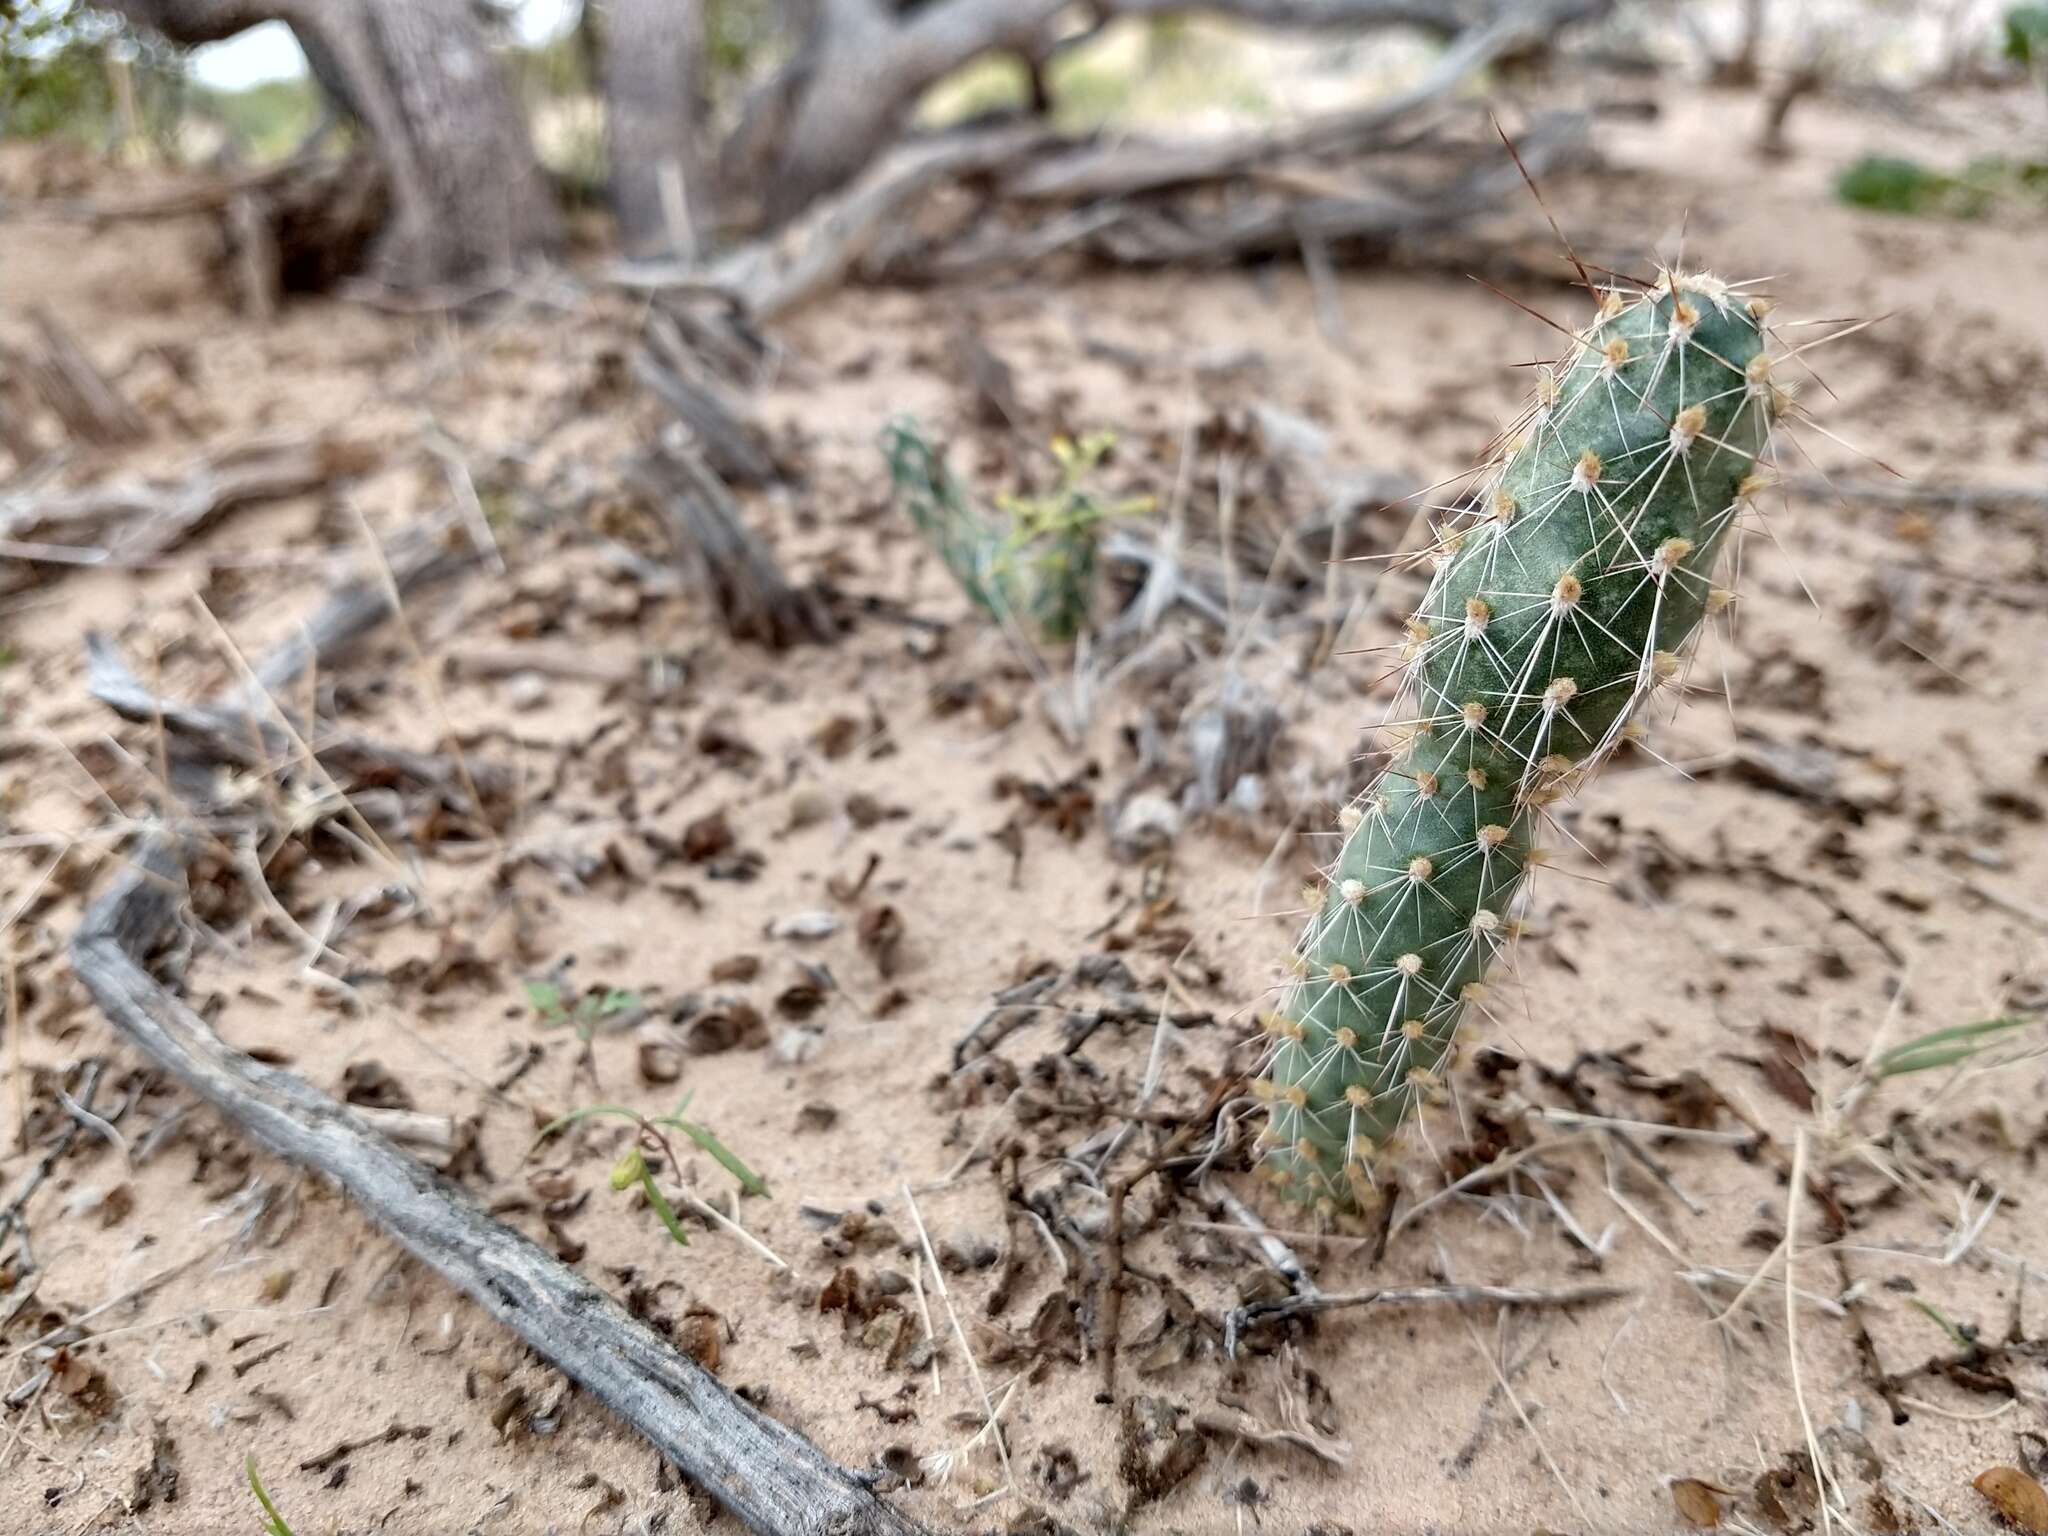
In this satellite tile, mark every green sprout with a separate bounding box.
[1869,1016,2036,1080]
[529,1098,770,1252]
[247,1457,296,1536]
[883,418,1150,643]
[524,979,641,1043]
[993,430,1154,643]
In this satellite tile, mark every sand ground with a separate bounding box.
[3,76,2048,1536]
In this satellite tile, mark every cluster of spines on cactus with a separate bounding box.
[1254,270,1787,1218]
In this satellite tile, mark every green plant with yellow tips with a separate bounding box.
[1256,271,1785,1216]
[883,419,1147,642]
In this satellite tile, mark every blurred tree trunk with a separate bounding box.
[721,0,1068,229]
[104,0,559,289]
[602,0,710,258]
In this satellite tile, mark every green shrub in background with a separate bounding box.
[1837,153,2048,217]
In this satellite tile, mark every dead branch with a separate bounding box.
[81,524,506,811]
[1011,0,1595,205]
[636,311,781,485]
[6,307,149,448]
[87,629,512,809]
[62,519,927,1535]
[71,840,931,1536]
[1190,1405,1351,1466]
[601,0,1611,321]
[10,157,309,225]
[984,111,1593,272]
[0,435,378,593]
[611,125,1055,321]
[1225,1279,1630,1351]
[629,448,838,649]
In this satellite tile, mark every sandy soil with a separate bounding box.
[4,79,2048,1536]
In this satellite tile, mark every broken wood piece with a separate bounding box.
[240,519,475,706]
[637,310,780,485]
[85,631,509,810]
[83,517,502,809]
[347,1105,459,1161]
[0,435,379,594]
[227,191,283,321]
[1225,1279,1630,1354]
[71,840,931,1536]
[1191,1405,1352,1467]
[607,125,1053,321]
[628,447,836,650]
[13,306,150,447]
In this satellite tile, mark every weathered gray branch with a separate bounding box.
[613,125,1053,319]
[64,531,928,1536]
[71,843,930,1536]
[0,436,376,592]
[628,448,838,649]
[1007,0,1602,201]
[3,307,149,448]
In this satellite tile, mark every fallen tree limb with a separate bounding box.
[897,109,1592,278]
[636,310,781,485]
[611,62,1594,319]
[628,448,838,649]
[8,306,151,448]
[1223,1279,1630,1356]
[609,125,1054,321]
[71,842,932,1536]
[1006,0,1600,204]
[64,529,931,1536]
[86,631,513,809]
[0,435,379,593]
[80,519,495,804]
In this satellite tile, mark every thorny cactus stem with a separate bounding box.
[1256,271,1786,1217]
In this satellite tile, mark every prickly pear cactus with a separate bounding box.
[1256,272,1784,1215]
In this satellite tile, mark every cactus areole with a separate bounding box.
[1257,272,1782,1215]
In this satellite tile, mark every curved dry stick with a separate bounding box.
[64,522,929,1536]
[72,838,933,1536]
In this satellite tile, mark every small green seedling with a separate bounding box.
[883,418,1149,642]
[1906,1296,1976,1350]
[530,1099,769,1251]
[247,1457,296,1536]
[524,979,640,1043]
[992,429,1153,642]
[1870,1015,2037,1079]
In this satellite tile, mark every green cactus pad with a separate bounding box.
[1258,273,1781,1216]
